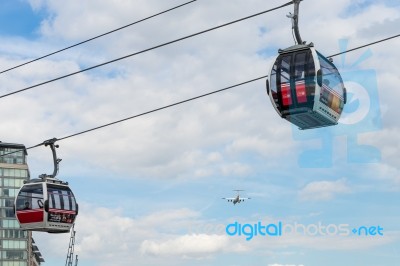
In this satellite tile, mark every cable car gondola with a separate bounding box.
[266,0,346,129]
[15,139,78,233]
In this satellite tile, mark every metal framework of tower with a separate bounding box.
[65,224,78,266]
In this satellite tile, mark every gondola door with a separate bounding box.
[274,49,316,117]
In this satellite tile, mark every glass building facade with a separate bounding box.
[0,142,44,266]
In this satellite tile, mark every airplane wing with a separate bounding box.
[238,197,251,202]
[222,197,235,202]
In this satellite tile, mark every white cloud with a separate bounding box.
[240,230,400,253]
[220,162,251,176]
[365,164,400,189]
[33,205,206,265]
[140,234,245,258]
[272,233,397,251]
[299,179,351,201]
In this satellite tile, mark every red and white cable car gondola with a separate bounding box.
[266,0,346,129]
[15,139,78,233]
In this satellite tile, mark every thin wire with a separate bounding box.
[5,33,400,154]
[3,32,400,154]
[0,75,267,156]
[53,32,399,142]
[328,33,400,58]
[0,0,198,75]
[57,75,267,141]
[0,1,293,99]
[0,142,44,157]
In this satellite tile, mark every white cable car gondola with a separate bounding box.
[15,139,78,233]
[266,0,346,129]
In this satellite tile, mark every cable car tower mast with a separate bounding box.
[65,224,78,266]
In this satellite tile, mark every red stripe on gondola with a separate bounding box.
[281,83,292,106]
[49,209,76,215]
[16,210,44,224]
[295,81,307,103]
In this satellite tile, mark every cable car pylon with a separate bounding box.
[65,224,77,266]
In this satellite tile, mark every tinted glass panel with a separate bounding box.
[280,55,291,83]
[15,184,44,211]
[295,51,316,106]
[47,184,76,211]
[270,63,277,94]
[47,184,77,224]
[317,52,345,98]
[317,52,345,114]
[294,52,306,79]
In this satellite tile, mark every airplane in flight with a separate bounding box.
[222,190,250,205]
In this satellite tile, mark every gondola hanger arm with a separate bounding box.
[40,138,62,180]
[288,0,305,45]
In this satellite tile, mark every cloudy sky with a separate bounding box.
[0,0,399,265]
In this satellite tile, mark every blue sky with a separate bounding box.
[0,0,399,265]
[0,0,44,38]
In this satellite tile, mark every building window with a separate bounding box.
[1,250,27,260]
[0,148,26,165]
[1,240,27,249]
[5,209,15,218]
[0,230,27,239]
[1,169,28,178]
[2,220,20,229]
[0,209,16,218]
[1,188,18,197]
[0,199,15,208]
[1,262,28,266]
[3,178,26,188]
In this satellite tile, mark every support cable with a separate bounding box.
[328,33,400,58]
[0,0,198,75]
[2,30,400,153]
[0,75,266,155]
[0,2,292,99]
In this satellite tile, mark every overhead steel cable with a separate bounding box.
[0,142,45,157]
[328,33,400,58]
[2,32,400,155]
[2,32,400,154]
[0,0,198,75]
[57,75,267,141]
[0,1,293,99]
[0,75,267,156]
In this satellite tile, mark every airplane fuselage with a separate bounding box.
[233,196,240,205]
